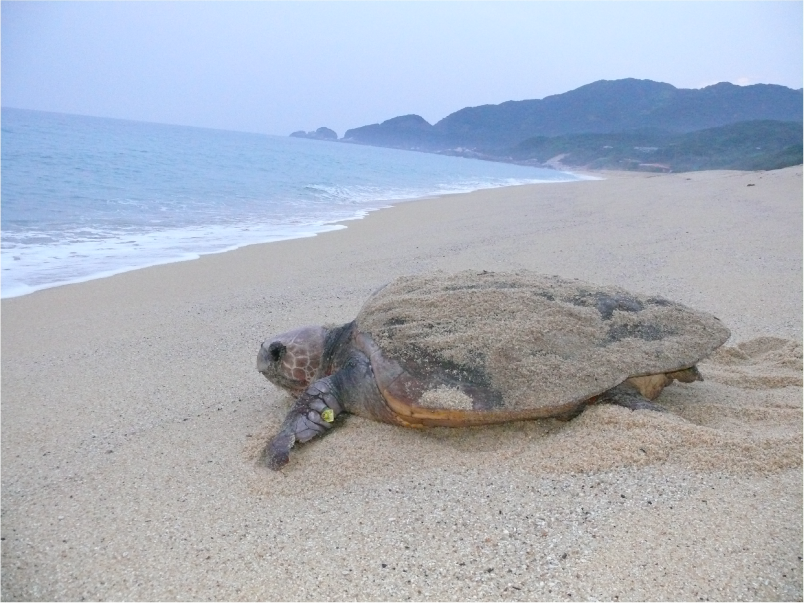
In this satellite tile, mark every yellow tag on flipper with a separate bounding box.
[321,408,335,423]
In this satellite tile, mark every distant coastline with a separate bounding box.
[292,78,804,173]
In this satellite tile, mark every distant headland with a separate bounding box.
[290,127,338,141]
[292,78,803,172]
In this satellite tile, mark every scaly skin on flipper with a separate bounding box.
[262,377,343,470]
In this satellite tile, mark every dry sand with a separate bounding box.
[2,166,802,601]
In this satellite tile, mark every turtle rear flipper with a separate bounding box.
[600,382,667,412]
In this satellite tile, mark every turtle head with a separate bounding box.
[257,326,329,394]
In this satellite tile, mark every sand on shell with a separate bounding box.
[356,270,730,412]
[2,166,802,601]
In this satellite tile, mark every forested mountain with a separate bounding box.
[340,79,802,153]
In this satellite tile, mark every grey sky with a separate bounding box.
[3,2,802,137]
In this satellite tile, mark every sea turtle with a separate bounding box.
[257,271,730,469]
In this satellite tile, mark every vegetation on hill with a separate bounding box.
[506,120,803,172]
[340,115,441,150]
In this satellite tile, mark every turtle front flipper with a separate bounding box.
[262,348,389,469]
[263,378,344,470]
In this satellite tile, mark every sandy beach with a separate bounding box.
[2,167,802,601]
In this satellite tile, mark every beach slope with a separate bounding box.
[2,167,801,600]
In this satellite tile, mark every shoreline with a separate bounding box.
[2,167,801,600]
[1,173,586,300]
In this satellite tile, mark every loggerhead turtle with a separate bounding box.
[257,271,730,469]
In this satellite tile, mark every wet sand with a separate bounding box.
[2,166,801,600]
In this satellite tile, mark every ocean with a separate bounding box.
[1,108,581,298]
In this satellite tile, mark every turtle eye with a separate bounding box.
[268,342,286,362]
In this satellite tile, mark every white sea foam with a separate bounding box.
[1,220,351,298]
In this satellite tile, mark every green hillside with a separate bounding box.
[506,120,803,172]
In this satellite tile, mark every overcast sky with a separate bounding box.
[3,1,802,137]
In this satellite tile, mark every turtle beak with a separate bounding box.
[257,343,271,373]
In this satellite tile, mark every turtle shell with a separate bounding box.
[355,270,730,422]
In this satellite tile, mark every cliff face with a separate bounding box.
[341,79,803,152]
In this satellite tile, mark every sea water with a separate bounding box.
[1,108,580,298]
